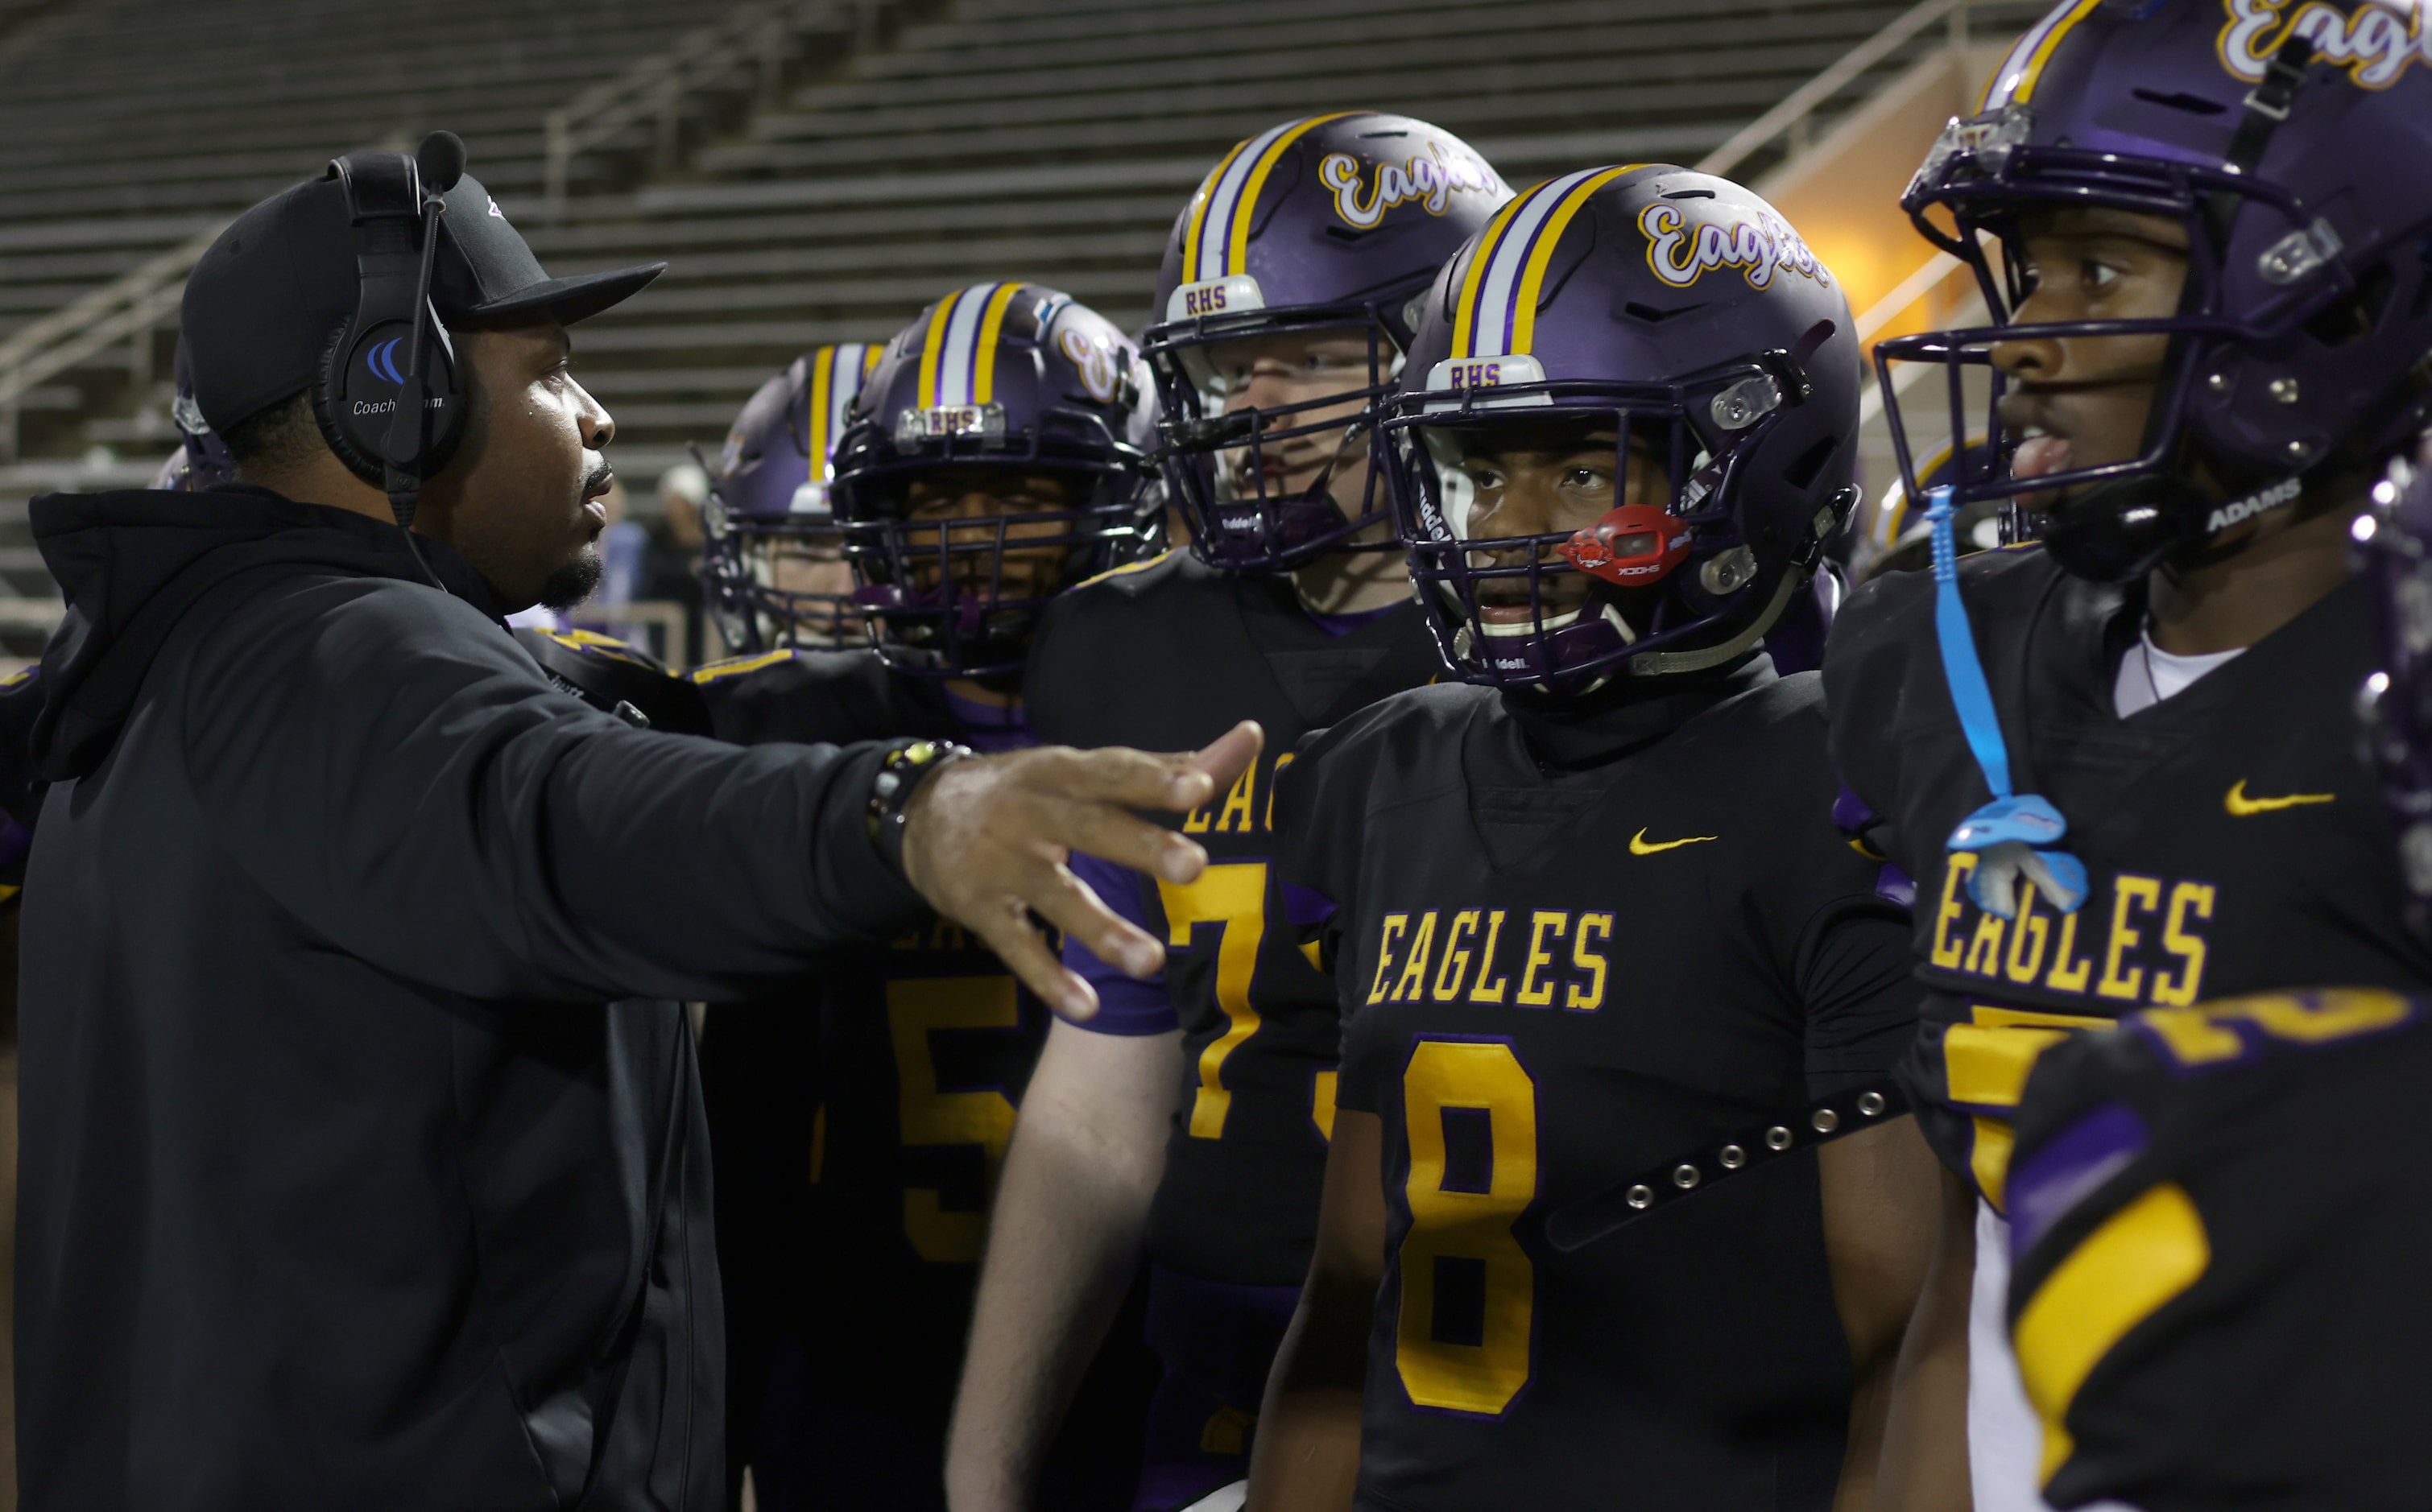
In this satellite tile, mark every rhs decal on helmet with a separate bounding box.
[1639,204,1831,292]
[1319,144,1506,230]
[2218,0,2432,91]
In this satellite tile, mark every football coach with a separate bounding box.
[8,139,1254,1510]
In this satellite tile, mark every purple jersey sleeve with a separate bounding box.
[1063,851,1180,1035]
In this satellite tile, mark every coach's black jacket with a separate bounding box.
[11,486,922,1511]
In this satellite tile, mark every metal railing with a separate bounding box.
[0,221,223,462]
[543,0,882,221]
[1696,0,1977,179]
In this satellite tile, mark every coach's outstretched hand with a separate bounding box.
[901,721,1263,1022]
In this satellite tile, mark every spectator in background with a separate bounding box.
[639,462,710,663]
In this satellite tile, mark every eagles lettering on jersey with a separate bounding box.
[2003,988,2432,1512]
[693,647,1048,1419]
[1824,551,2432,1205]
[1023,550,1446,1285]
[1277,665,1917,1510]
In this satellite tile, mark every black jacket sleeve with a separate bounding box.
[177,572,923,1002]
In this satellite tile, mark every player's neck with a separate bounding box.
[2144,496,2363,656]
[1290,547,1409,617]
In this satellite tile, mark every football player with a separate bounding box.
[1985,448,2432,1512]
[945,114,1508,1512]
[1251,165,1938,1510]
[1830,3,2432,1506]
[688,287,1174,1512]
[699,343,878,659]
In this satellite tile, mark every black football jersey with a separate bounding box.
[1276,663,1918,1510]
[511,626,715,736]
[2004,987,2432,1512]
[1021,551,1447,1286]
[1824,551,2432,1208]
[692,647,1048,1417]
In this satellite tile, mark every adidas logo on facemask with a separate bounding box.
[2205,477,2303,534]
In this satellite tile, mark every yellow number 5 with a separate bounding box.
[1396,1038,1537,1415]
[887,977,1020,1263]
[1156,861,1269,1140]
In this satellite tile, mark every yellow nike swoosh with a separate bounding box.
[2224,779,2335,817]
[1629,828,1719,856]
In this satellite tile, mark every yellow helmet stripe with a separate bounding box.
[1456,167,1623,358]
[806,346,835,471]
[1181,134,1256,285]
[1985,0,2103,109]
[1509,164,1644,355]
[970,283,1026,406]
[1450,191,1534,360]
[916,287,964,411]
[1226,112,1365,278]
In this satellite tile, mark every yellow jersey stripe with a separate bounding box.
[1070,548,1174,592]
[2013,1182,2210,1486]
[690,647,799,684]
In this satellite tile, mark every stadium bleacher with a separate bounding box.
[0,0,2036,657]
[540,0,2029,478]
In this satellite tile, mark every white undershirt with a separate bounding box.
[2111,630,2244,718]
[1971,1204,2145,1512]
[1971,623,2235,1512]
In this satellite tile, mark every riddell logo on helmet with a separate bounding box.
[2205,477,2304,534]
[1319,145,1503,230]
[1638,204,1830,292]
[2219,0,2431,89]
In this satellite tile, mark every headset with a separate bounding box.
[316,130,468,539]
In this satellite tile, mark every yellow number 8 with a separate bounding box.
[1396,1038,1537,1415]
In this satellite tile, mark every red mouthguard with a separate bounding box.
[1557,504,1692,585]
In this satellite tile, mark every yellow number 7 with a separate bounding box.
[1156,861,1269,1140]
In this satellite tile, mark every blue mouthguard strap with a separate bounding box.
[1925,489,2087,916]
[1929,489,2013,799]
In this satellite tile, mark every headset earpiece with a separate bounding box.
[314,143,466,526]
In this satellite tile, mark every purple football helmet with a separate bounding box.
[155,337,238,492]
[1877,0,2432,583]
[833,283,1160,679]
[2359,433,2432,929]
[1383,166,1861,691]
[1144,113,1510,572]
[700,344,880,652]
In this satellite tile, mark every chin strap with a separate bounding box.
[1927,487,2088,916]
[1625,563,1802,676]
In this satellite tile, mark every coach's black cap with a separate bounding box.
[180,160,664,434]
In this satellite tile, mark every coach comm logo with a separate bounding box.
[2204,476,2302,534]
[2219,0,2431,89]
[1320,144,1504,231]
[363,337,406,385]
[1640,204,1830,291]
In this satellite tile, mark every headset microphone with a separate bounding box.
[383,130,465,530]
[318,130,470,566]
